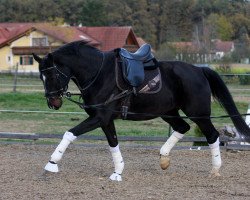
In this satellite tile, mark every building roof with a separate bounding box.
[0,23,141,51]
[212,39,234,53]
[170,40,234,53]
[0,27,9,43]
[0,23,100,48]
[170,42,199,53]
[0,23,32,45]
[78,26,139,51]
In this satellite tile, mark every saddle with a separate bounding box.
[115,44,161,119]
[118,44,158,87]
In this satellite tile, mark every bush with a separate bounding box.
[238,73,250,85]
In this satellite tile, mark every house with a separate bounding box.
[0,23,142,73]
[169,39,234,63]
[212,39,234,60]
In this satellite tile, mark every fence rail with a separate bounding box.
[0,131,207,142]
[0,109,86,115]
[1,74,250,95]
[0,132,249,151]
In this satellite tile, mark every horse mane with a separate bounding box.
[53,40,101,57]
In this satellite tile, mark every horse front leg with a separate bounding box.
[44,117,100,173]
[101,121,124,181]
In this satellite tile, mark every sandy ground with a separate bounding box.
[0,143,249,200]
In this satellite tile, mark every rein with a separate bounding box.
[64,91,250,120]
[64,90,133,109]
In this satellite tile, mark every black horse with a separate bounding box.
[33,41,250,181]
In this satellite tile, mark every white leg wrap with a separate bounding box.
[109,145,124,181]
[160,131,184,156]
[209,138,222,171]
[50,131,77,163]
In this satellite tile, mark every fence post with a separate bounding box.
[13,63,18,92]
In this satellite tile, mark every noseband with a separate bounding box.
[41,65,68,98]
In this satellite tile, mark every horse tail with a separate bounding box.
[202,67,250,142]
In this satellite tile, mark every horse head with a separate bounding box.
[33,53,70,110]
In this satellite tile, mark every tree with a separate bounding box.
[80,0,108,26]
[232,27,250,62]
[150,0,195,48]
[57,0,84,25]
[216,15,233,40]
[155,42,177,60]
[0,0,61,22]
[230,13,250,39]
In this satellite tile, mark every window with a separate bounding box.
[32,37,47,46]
[20,56,33,65]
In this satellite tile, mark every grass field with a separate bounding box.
[0,92,249,138]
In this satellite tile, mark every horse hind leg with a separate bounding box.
[192,118,222,177]
[160,112,190,170]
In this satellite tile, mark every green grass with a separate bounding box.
[0,92,249,137]
[230,68,250,74]
[0,92,169,136]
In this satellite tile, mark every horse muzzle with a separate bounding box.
[47,97,63,110]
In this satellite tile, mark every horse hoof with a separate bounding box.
[209,168,221,177]
[160,155,170,170]
[209,172,221,177]
[109,172,122,181]
[44,161,59,173]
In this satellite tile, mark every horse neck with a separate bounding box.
[70,49,107,91]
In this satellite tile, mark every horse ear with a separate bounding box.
[32,53,42,63]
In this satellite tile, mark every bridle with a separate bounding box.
[40,52,105,98]
[40,65,69,98]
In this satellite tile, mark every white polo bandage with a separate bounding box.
[50,131,77,163]
[110,145,124,174]
[160,131,184,156]
[209,138,222,170]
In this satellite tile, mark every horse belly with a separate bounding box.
[126,94,174,121]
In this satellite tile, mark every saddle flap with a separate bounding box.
[122,59,144,87]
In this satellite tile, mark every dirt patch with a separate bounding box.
[0,144,249,200]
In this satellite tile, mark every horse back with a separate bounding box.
[159,61,210,92]
[158,61,212,109]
